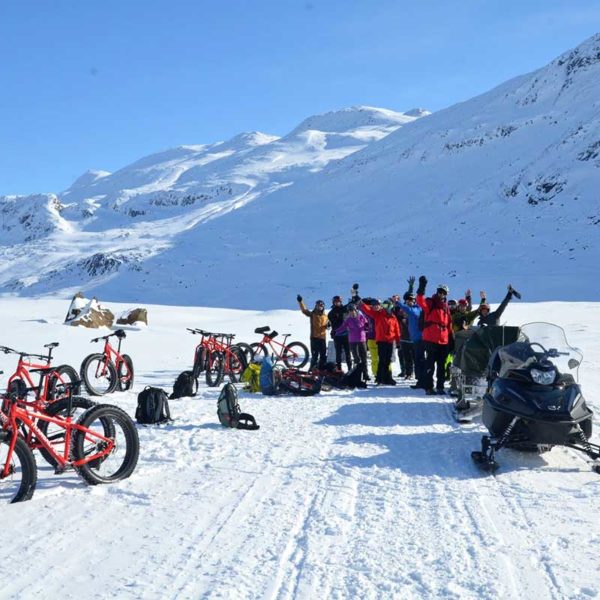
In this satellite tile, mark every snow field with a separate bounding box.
[0,298,598,599]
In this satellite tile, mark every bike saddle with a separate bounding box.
[28,367,54,373]
[255,326,271,334]
[268,331,279,339]
[44,342,59,348]
[114,329,126,338]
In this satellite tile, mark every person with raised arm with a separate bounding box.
[297,295,328,370]
[478,284,521,327]
[416,276,454,395]
[357,296,400,386]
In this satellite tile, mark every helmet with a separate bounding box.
[448,299,457,308]
[436,284,449,295]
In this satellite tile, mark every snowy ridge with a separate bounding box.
[1,35,600,307]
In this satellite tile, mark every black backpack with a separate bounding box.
[340,363,367,389]
[135,386,172,425]
[217,383,259,430]
[170,370,197,399]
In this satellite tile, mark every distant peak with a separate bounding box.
[223,131,279,147]
[67,169,111,190]
[291,105,417,135]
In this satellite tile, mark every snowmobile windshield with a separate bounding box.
[496,322,582,382]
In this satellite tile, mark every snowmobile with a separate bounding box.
[471,322,600,473]
[450,325,520,422]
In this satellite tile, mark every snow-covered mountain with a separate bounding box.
[1,34,599,308]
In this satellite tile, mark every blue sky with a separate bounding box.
[1,0,599,195]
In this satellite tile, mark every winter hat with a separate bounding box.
[448,299,457,308]
[458,299,468,306]
[403,292,415,301]
[332,295,342,303]
[480,303,490,310]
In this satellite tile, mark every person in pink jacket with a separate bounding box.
[335,304,369,382]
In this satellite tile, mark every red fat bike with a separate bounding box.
[1,342,79,405]
[80,330,135,396]
[250,327,309,369]
[0,384,139,503]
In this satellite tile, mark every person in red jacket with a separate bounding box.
[358,298,401,386]
[416,276,454,395]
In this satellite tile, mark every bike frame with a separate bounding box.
[257,333,294,360]
[190,329,243,375]
[1,401,114,477]
[96,338,131,381]
[6,353,64,407]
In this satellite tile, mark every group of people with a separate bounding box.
[297,277,519,395]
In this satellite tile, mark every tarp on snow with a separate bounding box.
[454,326,521,376]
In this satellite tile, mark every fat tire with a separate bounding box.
[0,436,37,503]
[48,364,80,400]
[72,404,139,485]
[249,343,268,361]
[117,354,135,392]
[206,351,225,387]
[192,347,207,379]
[233,343,254,364]
[227,348,248,383]
[80,354,118,396]
[282,342,310,369]
[36,396,96,467]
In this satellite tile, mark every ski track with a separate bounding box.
[0,300,599,599]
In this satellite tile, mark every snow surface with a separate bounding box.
[1,297,599,599]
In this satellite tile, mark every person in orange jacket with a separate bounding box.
[297,295,329,369]
[358,298,400,386]
[416,276,454,395]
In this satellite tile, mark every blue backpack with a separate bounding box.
[260,356,277,395]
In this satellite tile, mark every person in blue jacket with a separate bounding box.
[395,276,426,389]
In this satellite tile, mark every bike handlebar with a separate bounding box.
[90,329,126,343]
[0,346,47,360]
[187,328,235,339]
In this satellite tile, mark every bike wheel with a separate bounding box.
[80,354,118,396]
[0,436,37,503]
[48,364,80,401]
[36,396,97,467]
[249,343,268,361]
[233,343,254,364]
[283,342,310,369]
[192,347,207,379]
[72,404,139,485]
[206,351,225,387]
[227,348,248,383]
[117,354,135,392]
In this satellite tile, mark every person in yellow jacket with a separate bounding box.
[297,294,329,370]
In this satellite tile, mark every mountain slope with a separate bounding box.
[1,34,599,307]
[85,34,600,307]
